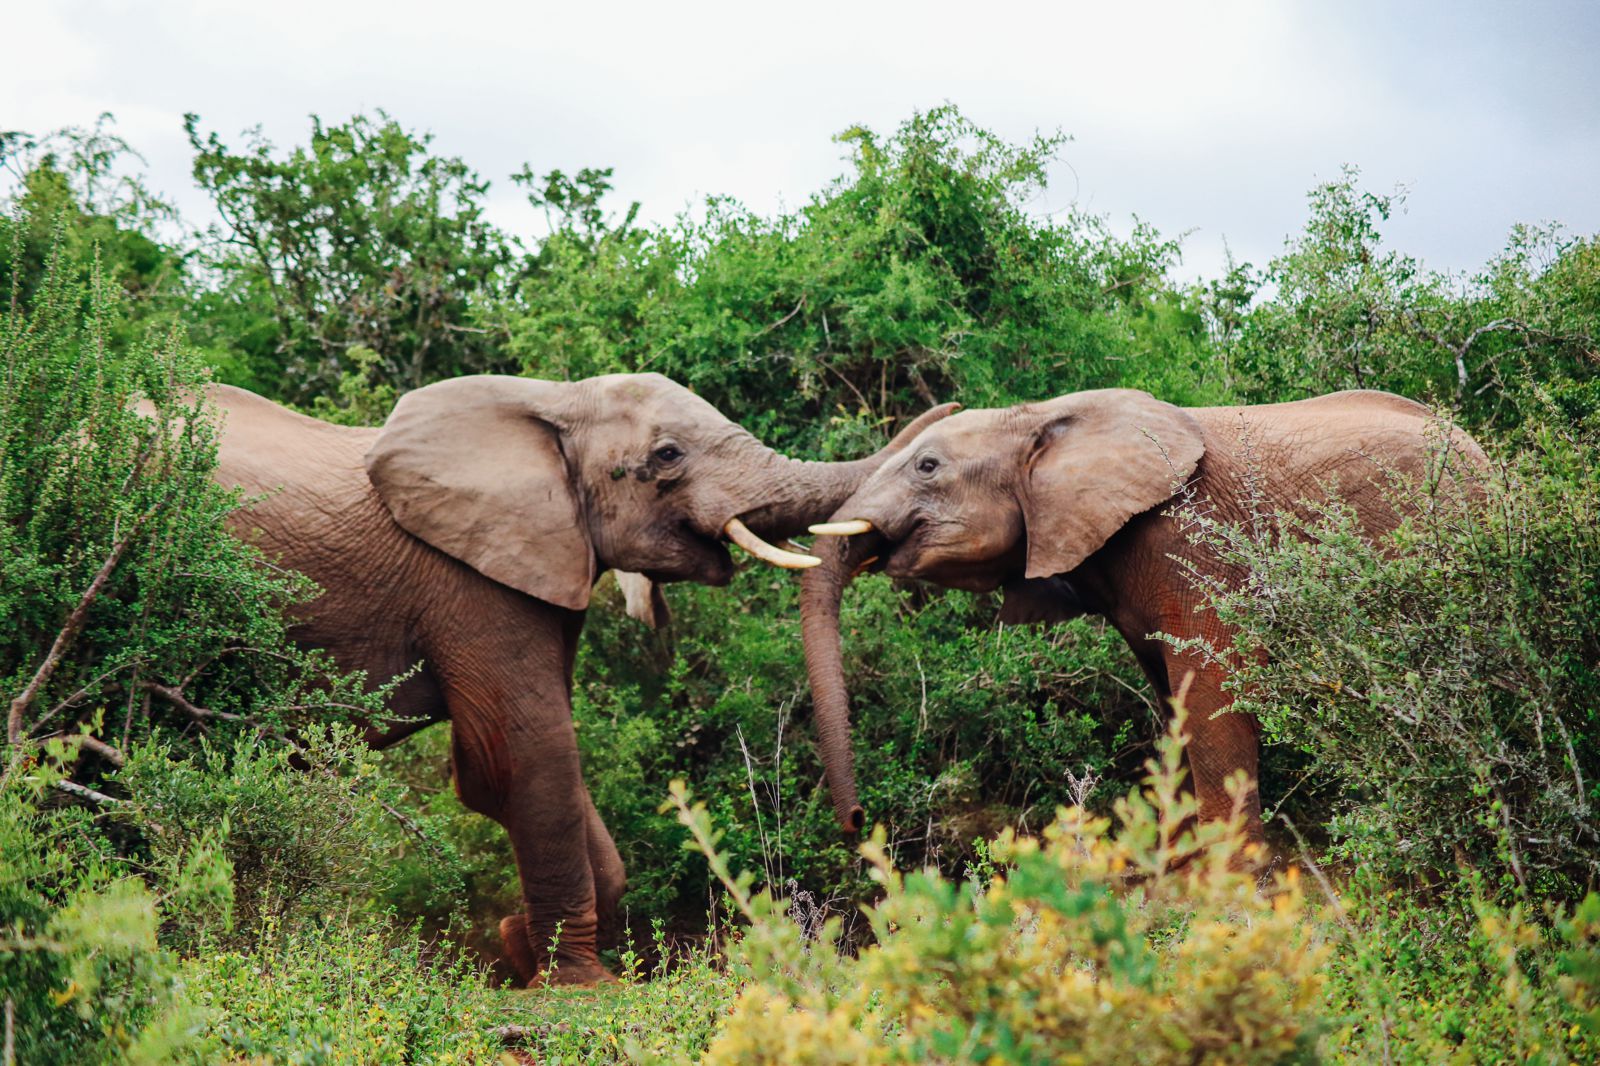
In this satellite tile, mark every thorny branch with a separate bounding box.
[8,510,154,748]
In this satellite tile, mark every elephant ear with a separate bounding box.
[365,376,595,611]
[1020,389,1205,579]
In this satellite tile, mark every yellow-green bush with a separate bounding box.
[670,713,1328,1065]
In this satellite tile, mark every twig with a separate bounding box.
[9,517,149,746]
[141,681,245,723]
[59,733,126,767]
[757,294,806,336]
[54,778,123,805]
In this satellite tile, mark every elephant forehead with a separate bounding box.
[908,408,1014,455]
[590,374,731,425]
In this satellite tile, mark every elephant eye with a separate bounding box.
[916,456,940,475]
[654,444,684,464]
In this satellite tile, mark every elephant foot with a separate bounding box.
[499,913,617,989]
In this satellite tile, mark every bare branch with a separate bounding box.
[8,515,150,745]
[54,778,124,805]
[141,681,245,723]
[59,733,126,767]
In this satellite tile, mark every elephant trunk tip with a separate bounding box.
[841,804,865,834]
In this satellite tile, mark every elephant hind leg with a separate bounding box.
[585,790,627,949]
[449,715,616,987]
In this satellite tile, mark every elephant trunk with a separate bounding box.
[735,404,957,542]
[799,524,882,833]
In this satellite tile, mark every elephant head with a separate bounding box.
[800,389,1205,830]
[364,372,957,613]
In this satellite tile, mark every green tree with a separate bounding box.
[0,114,192,338]
[185,111,514,400]
[510,105,1223,455]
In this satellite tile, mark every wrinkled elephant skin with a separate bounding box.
[801,388,1488,850]
[190,373,956,986]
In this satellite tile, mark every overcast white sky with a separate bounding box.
[6,0,1598,281]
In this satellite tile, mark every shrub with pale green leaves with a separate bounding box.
[1176,422,1600,897]
[671,712,1329,1065]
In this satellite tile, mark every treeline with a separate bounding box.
[2,106,1598,1062]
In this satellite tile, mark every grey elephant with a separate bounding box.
[194,372,954,985]
[800,388,1486,846]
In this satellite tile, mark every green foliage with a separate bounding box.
[566,569,1149,928]
[0,115,191,333]
[510,106,1222,455]
[671,713,1328,1064]
[1230,167,1600,433]
[6,101,1600,1062]
[0,752,224,1065]
[181,916,502,1064]
[1321,873,1600,1063]
[1176,423,1600,897]
[490,922,738,1065]
[115,726,452,947]
[0,206,386,789]
[185,111,515,399]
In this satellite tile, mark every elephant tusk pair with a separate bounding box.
[723,517,821,569]
[809,519,874,536]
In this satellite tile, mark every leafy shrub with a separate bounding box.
[1229,168,1600,434]
[1321,872,1600,1063]
[490,922,738,1065]
[671,712,1328,1065]
[0,751,229,1065]
[115,725,460,948]
[565,568,1152,929]
[0,209,387,796]
[184,111,515,399]
[181,915,501,1065]
[510,105,1225,457]
[1178,423,1600,897]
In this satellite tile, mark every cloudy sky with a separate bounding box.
[7,0,1598,281]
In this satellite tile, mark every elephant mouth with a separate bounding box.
[643,521,735,586]
[883,520,1011,591]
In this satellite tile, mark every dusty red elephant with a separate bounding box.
[193,372,954,985]
[800,388,1487,844]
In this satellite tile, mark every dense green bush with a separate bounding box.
[1177,422,1600,897]
[559,567,1152,929]
[1322,870,1600,1063]
[1231,167,1599,434]
[181,917,501,1065]
[115,725,466,949]
[6,99,1600,1062]
[184,111,517,399]
[0,751,227,1065]
[0,213,388,780]
[676,714,1331,1065]
[510,106,1222,455]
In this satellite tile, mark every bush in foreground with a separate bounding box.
[670,713,1328,1065]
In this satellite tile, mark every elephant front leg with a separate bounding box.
[1164,659,1266,858]
[450,718,616,987]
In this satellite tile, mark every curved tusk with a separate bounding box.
[724,518,822,569]
[809,519,874,536]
